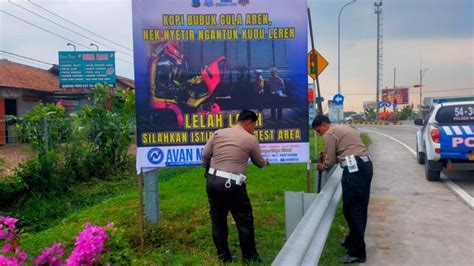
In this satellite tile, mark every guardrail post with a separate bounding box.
[285,192,317,238]
[273,166,343,266]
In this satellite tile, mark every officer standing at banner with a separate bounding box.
[312,115,372,264]
[202,109,269,263]
[268,67,287,120]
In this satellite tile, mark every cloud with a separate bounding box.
[314,36,473,112]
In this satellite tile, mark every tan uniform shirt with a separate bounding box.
[323,124,369,169]
[202,124,267,175]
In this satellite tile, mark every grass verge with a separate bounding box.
[13,132,370,265]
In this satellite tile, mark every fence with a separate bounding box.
[0,117,136,177]
[272,165,343,266]
[0,119,30,176]
[0,119,18,145]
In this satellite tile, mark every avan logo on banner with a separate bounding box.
[192,0,249,7]
[147,148,164,165]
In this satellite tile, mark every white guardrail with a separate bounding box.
[272,166,343,266]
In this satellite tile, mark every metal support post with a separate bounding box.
[144,169,159,223]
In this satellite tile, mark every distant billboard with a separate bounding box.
[382,87,409,104]
[58,51,116,89]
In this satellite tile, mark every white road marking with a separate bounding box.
[360,128,417,156]
[398,124,420,129]
[441,177,474,209]
[360,128,474,209]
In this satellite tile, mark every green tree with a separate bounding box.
[398,105,414,120]
[71,84,135,171]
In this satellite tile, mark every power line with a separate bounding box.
[1,10,90,51]
[0,10,133,65]
[28,0,133,52]
[0,50,54,65]
[8,0,133,58]
[0,53,50,69]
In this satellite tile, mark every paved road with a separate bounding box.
[354,124,474,265]
[358,123,474,198]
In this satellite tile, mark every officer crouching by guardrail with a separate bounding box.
[202,109,269,264]
[312,115,373,264]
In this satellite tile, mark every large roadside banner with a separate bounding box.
[382,87,409,104]
[132,0,308,173]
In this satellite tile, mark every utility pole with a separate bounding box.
[338,0,356,121]
[307,7,323,115]
[338,0,357,94]
[419,69,422,108]
[419,68,428,108]
[393,67,396,88]
[374,0,383,116]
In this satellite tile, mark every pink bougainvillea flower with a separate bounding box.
[33,243,63,266]
[1,217,18,232]
[66,223,110,266]
[0,255,20,266]
[16,250,27,265]
[1,244,11,254]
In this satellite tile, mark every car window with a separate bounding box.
[435,104,474,124]
[424,107,434,126]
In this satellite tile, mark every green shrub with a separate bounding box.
[75,84,134,168]
[4,84,135,231]
[0,157,4,177]
[398,105,414,120]
[0,175,25,207]
[15,152,71,196]
[63,142,99,182]
[16,103,72,153]
[17,194,74,231]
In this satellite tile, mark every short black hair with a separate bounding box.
[312,115,331,128]
[238,109,258,122]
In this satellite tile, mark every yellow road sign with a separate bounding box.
[307,49,328,79]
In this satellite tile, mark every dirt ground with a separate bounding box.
[0,142,137,179]
[0,144,35,178]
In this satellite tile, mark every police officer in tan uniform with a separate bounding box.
[202,109,269,263]
[313,115,372,264]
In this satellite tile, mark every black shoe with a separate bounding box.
[339,255,366,264]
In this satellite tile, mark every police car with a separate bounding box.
[415,101,474,181]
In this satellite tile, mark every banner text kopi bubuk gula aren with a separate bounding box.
[132,0,308,171]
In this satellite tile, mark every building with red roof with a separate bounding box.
[0,59,134,144]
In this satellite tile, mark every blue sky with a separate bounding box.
[1,0,473,111]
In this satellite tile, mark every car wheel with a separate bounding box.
[425,160,441,181]
[416,144,425,165]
